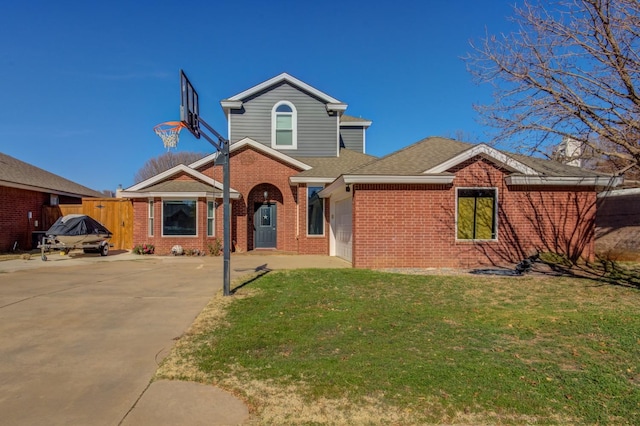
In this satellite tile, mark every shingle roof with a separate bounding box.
[341,114,372,123]
[0,152,103,197]
[351,136,608,177]
[294,149,377,178]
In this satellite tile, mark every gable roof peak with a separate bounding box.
[221,73,347,114]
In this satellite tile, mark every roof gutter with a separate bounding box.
[118,191,242,199]
[505,175,623,187]
[319,174,454,197]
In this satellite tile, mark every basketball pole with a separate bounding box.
[194,118,231,297]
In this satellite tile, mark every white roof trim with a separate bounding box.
[424,144,540,176]
[189,153,219,169]
[119,191,242,199]
[124,164,224,192]
[289,177,336,184]
[340,120,372,128]
[597,186,640,198]
[318,174,454,198]
[227,73,343,104]
[506,175,622,187]
[344,175,455,184]
[230,137,312,170]
[326,103,347,112]
[220,100,243,110]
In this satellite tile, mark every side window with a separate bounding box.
[457,188,497,240]
[271,101,297,149]
[148,199,154,236]
[307,186,324,236]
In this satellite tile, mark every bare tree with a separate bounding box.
[466,0,640,176]
[134,151,207,183]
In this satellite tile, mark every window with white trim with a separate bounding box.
[456,188,497,240]
[162,199,197,236]
[271,101,297,149]
[148,199,154,236]
[307,186,324,236]
[207,200,215,237]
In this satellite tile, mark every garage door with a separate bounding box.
[335,198,352,262]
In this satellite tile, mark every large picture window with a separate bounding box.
[307,186,324,236]
[271,101,297,149]
[162,200,197,236]
[457,188,497,240]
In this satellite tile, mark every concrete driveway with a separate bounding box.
[0,252,349,425]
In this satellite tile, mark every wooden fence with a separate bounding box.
[42,198,133,251]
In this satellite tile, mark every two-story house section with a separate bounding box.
[123,73,617,268]
[122,73,376,256]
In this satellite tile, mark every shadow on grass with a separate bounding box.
[536,257,640,290]
[231,264,272,294]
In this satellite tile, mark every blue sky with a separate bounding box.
[1,0,517,192]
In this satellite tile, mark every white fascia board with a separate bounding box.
[343,175,455,184]
[189,153,219,169]
[227,73,343,104]
[318,174,455,198]
[231,137,312,170]
[220,100,243,110]
[124,164,225,192]
[597,186,639,198]
[340,120,372,128]
[326,103,348,112]
[506,175,622,187]
[424,144,540,176]
[120,191,242,199]
[318,176,346,198]
[289,176,336,184]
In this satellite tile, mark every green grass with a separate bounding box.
[164,269,640,424]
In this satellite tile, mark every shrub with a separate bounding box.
[133,243,155,255]
[207,238,223,256]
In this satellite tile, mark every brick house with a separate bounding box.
[121,73,620,267]
[0,152,103,251]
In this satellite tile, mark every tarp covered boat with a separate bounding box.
[40,214,112,260]
[46,214,112,245]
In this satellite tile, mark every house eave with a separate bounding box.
[0,180,94,199]
[505,175,623,187]
[340,120,372,128]
[326,103,348,113]
[289,177,336,184]
[119,191,242,199]
[424,144,540,176]
[318,175,454,198]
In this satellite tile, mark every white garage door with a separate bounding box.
[335,198,352,262]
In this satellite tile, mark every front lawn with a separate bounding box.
[156,269,640,425]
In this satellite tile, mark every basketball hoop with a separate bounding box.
[153,121,186,150]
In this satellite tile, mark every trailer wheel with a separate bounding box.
[100,243,109,256]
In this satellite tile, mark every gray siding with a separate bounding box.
[340,126,364,153]
[229,83,338,157]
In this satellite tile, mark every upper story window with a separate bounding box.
[271,101,297,149]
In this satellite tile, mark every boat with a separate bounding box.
[40,214,112,260]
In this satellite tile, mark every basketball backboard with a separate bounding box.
[180,70,200,139]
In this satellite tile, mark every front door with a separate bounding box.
[254,203,277,248]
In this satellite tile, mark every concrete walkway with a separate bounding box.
[0,251,349,425]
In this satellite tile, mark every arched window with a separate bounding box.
[271,101,297,149]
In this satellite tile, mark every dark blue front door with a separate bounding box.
[254,203,277,248]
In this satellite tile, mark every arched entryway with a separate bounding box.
[248,184,283,250]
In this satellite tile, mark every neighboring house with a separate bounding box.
[121,73,620,268]
[0,152,103,251]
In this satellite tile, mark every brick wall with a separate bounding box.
[132,197,221,255]
[0,186,82,251]
[196,146,329,253]
[352,158,596,269]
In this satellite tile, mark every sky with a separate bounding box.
[0,0,519,193]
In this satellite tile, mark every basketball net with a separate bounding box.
[153,121,185,150]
